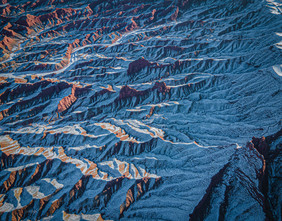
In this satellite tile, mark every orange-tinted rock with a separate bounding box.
[11,204,29,221]
[0,82,70,121]
[125,17,138,32]
[125,188,134,207]
[1,4,12,17]
[46,197,64,216]
[58,85,90,113]
[2,23,19,38]
[171,6,179,21]
[152,81,170,93]
[252,136,269,157]
[120,177,162,217]
[14,78,27,84]
[2,171,17,191]
[150,9,157,20]
[16,14,41,27]
[72,85,91,97]
[146,106,155,118]
[58,93,77,113]
[0,36,17,52]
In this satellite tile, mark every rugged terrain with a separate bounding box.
[0,0,281,220]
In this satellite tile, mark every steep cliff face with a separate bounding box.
[0,0,281,220]
[57,85,91,113]
[251,130,282,221]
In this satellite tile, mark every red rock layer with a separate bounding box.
[127,57,151,76]
[58,85,90,113]
[118,82,170,100]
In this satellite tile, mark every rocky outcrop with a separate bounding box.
[0,80,51,105]
[0,36,17,53]
[58,92,77,113]
[127,57,152,76]
[119,177,162,217]
[119,85,145,99]
[152,81,170,93]
[58,85,90,113]
[0,81,70,122]
[252,136,269,157]
[251,130,282,221]
[16,14,41,27]
[189,131,282,221]
[118,82,170,101]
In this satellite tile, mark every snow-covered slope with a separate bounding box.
[0,0,281,220]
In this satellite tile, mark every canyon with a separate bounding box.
[0,0,281,220]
